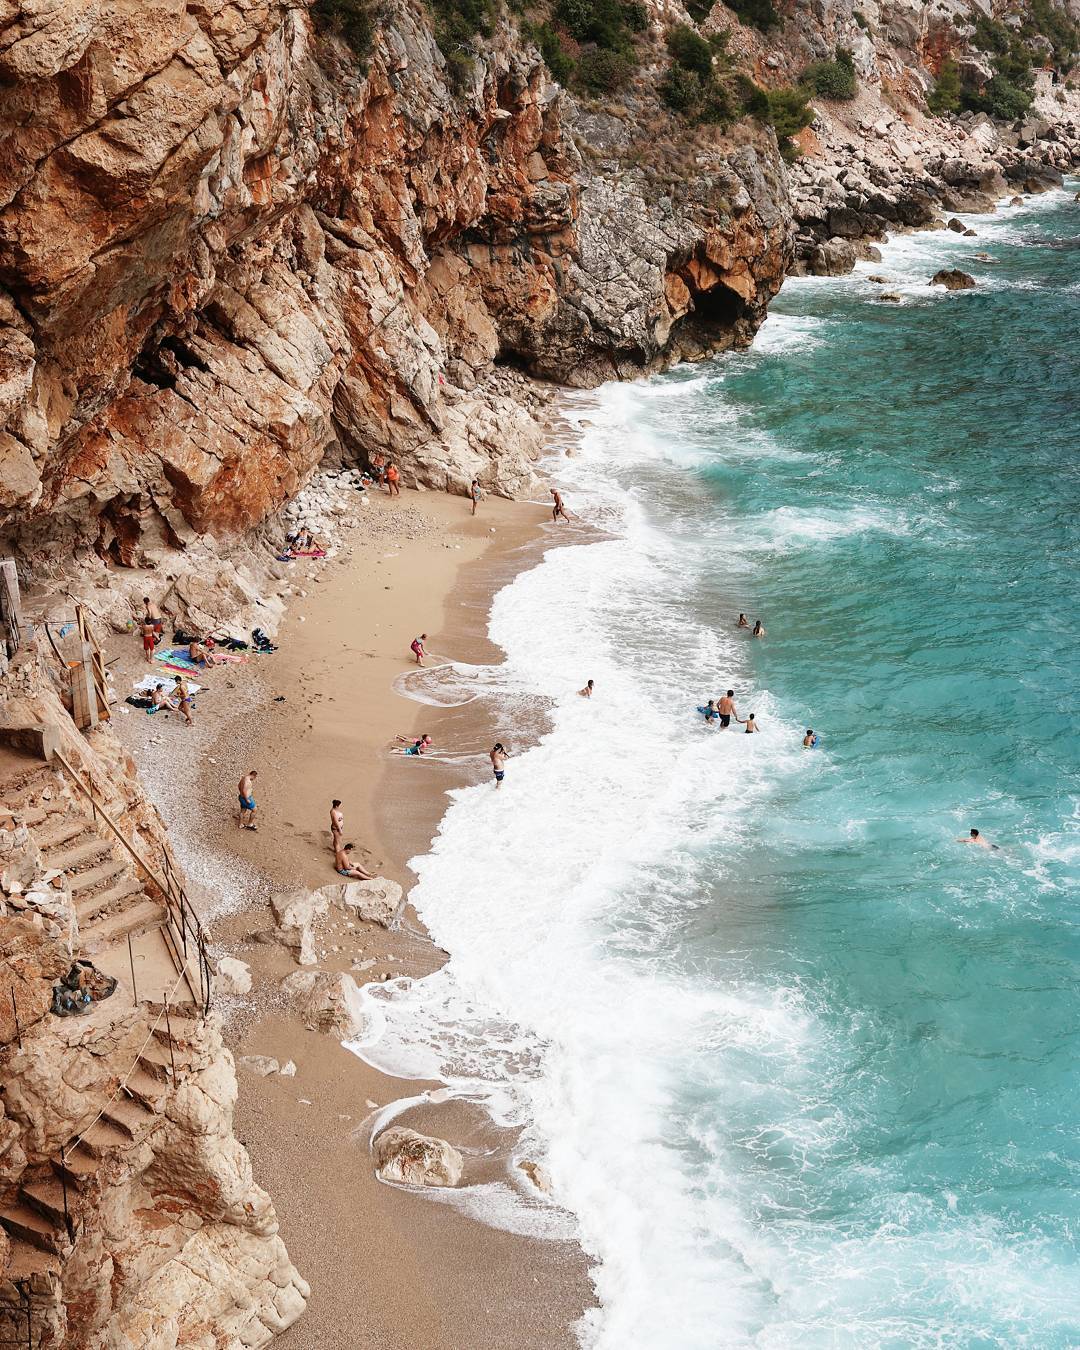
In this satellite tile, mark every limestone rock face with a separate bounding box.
[374,1126,464,1189]
[329,877,404,931]
[0,0,792,561]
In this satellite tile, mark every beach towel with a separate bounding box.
[293,548,327,557]
[132,673,202,696]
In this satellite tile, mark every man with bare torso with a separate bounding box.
[717,690,737,730]
[551,489,569,523]
[334,842,373,879]
[330,799,344,848]
[238,770,258,830]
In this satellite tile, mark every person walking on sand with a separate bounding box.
[579,679,594,698]
[551,488,570,523]
[736,613,750,629]
[743,713,760,734]
[752,619,766,638]
[171,675,194,726]
[386,463,401,497]
[335,842,373,879]
[330,799,344,848]
[803,729,818,748]
[238,770,259,830]
[410,633,427,666]
[470,479,484,516]
[717,690,737,729]
[490,742,508,787]
[140,616,157,664]
[957,828,999,851]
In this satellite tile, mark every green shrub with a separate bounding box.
[802,48,856,100]
[926,57,961,115]
[853,10,868,30]
[311,0,375,60]
[532,21,576,84]
[576,46,632,92]
[964,73,1034,121]
[685,0,713,20]
[621,1,649,33]
[1023,0,1080,67]
[659,61,705,113]
[725,0,779,32]
[667,24,713,80]
[556,0,631,51]
[734,77,811,157]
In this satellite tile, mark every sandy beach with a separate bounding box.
[107,482,595,1349]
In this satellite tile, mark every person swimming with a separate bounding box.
[957,828,999,851]
[752,619,766,638]
[736,613,749,629]
[803,729,818,748]
[703,699,720,723]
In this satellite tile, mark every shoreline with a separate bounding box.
[107,475,600,1348]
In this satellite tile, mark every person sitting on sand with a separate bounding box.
[335,842,373,879]
[743,713,760,734]
[579,679,594,698]
[752,619,766,638]
[330,799,344,848]
[957,828,999,851]
[396,734,432,756]
[295,528,314,551]
[150,684,171,715]
[491,742,508,787]
[172,676,194,727]
[736,613,750,629]
[238,770,258,829]
[470,479,484,516]
[188,639,221,668]
[410,633,427,666]
[803,729,818,748]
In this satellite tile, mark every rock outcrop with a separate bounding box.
[930,269,976,289]
[264,877,404,965]
[373,1126,463,1189]
[280,969,367,1040]
[0,0,791,569]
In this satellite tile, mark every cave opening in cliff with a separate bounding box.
[134,333,211,390]
[669,280,749,354]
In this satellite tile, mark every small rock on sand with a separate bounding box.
[239,1055,280,1077]
[374,1127,463,1188]
[214,956,252,996]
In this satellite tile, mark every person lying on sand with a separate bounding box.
[718,691,737,729]
[579,680,594,698]
[335,842,373,879]
[957,828,999,851]
[395,734,433,756]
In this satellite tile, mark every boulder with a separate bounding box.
[877,292,903,303]
[1010,196,1024,206]
[239,1055,280,1077]
[268,888,331,966]
[374,1127,463,1188]
[214,957,252,997]
[930,270,976,291]
[806,239,856,276]
[328,878,404,930]
[517,1159,552,1194]
[867,275,890,284]
[280,970,368,1039]
[946,218,966,233]
[963,229,977,237]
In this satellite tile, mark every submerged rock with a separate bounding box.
[930,270,976,291]
[374,1127,463,1188]
[878,292,903,303]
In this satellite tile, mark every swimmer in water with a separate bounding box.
[957,828,999,851]
[752,619,766,638]
[803,729,818,748]
[579,679,594,698]
[717,690,737,729]
[736,613,750,629]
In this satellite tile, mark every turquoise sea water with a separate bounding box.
[363,186,1079,1347]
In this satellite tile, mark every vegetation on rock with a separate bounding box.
[311,0,375,62]
[927,57,961,116]
[802,48,857,101]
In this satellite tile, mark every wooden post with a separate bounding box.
[127,932,138,1006]
[164,996,176,1079]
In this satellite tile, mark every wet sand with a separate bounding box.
[108,485,596,1349]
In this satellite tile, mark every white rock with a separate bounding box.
[214,957,252,996]
[279,1060,297,1077]
[239,1055,280,1077]
[373,1127,463,1188]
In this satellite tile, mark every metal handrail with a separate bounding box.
[48,750,212,1014]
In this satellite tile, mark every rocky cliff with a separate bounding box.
[0,0,791,568]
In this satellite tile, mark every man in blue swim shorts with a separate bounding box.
[237,769,258,831]
[490,742,507,787]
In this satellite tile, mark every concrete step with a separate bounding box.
[102,1096,158,1143]
[31,814,92,852]
[79,1120,131,1160]
[20,1176,70,1229]
[152,1013,202,1048]
[53,1145,99,1188]
[46,835,112,872]
[0,1202,65,1255]
[2,1233,61,1280]
[123,1067,166,1112]
[79,898,165,953]
[20,805,49,828]
[69,857,127,898]
[138,1039,193,1083]
[75,874,143,923]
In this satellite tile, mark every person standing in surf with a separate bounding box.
[579,680,595,698]
[718,690,737,729]
[803,729,818,748]
[490,742,508,787]
[743,713,760,734]
[410,633,427,666]
[551,489,570,523]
